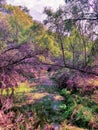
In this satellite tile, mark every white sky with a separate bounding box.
[6,0,65,22]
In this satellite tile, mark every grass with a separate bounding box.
[1,82,32,95]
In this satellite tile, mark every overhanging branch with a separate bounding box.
[40,62,98,76]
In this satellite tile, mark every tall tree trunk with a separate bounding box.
[84,40,87,66]
[59,36,66,66]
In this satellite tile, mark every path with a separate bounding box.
[39,73,55,86]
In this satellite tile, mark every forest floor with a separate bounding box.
[13,73,98,130]
[1,73,97,129]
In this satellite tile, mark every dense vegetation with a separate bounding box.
[0,0,98,129]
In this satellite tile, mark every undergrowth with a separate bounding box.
[0,84,98,130]
[59,89,98,129]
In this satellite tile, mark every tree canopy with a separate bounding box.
[0,0,97,94]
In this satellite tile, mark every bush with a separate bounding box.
[71,105,93,128]
[59,88,98,129]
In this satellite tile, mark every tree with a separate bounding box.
[24,21,61,58]
[44,7,70,66]
[0,14,12,49]
[43,1,98,76]
[0,41,46,95]
[8,5,32,43]
[0,5,47,96]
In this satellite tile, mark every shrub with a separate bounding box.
[71,105,93,128]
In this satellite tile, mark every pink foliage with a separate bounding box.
[0,42,45,95]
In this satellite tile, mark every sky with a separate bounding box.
[6,0,65,22]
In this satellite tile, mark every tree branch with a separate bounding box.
[40,62,98,76]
